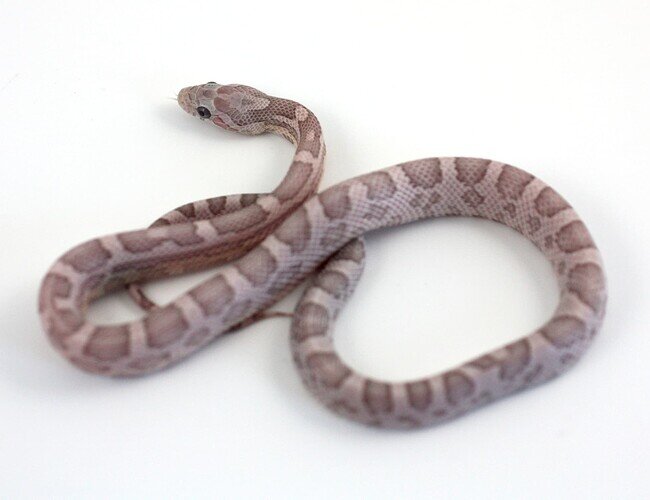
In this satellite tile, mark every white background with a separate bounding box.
[1,1,648,498]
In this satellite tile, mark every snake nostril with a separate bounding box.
[196,106,211,118]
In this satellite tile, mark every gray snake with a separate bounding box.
[38,82,607,428]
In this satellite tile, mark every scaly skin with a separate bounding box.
[38,82,607,428]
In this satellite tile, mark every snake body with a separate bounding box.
[39,83,607,428]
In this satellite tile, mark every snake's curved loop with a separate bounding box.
[38,83,606,428]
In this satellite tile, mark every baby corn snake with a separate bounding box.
[38,82,607,428]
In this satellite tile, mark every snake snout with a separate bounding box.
[176,87,194,115]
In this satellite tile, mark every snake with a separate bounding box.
[38,82,607,429]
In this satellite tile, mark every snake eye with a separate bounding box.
[196,106,211,118]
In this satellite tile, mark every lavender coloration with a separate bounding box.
[39,83,607,428]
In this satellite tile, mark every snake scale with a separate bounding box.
[39,82,607,428]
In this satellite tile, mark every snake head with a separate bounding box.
[177,82,270,135]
